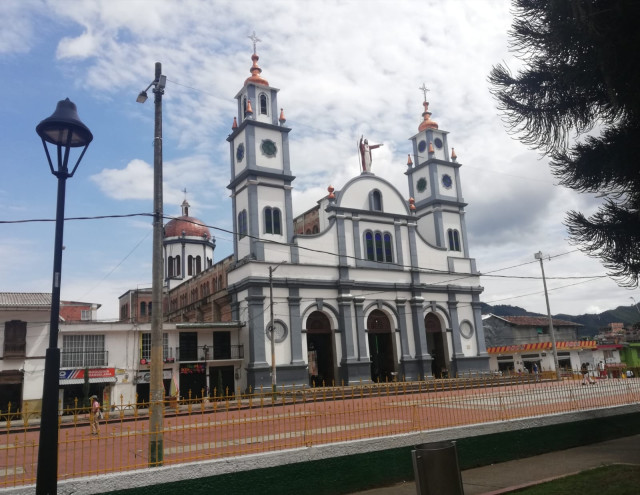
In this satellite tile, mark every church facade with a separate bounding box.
[221,43,489,389]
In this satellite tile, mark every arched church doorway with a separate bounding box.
[367,310,396,382]
[306,311,335,386]
[425,313,449,378]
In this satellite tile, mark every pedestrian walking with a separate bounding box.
[581,362,594,385]
[532,362,540,381]
[598,360,607,379]
[90,394,102,435]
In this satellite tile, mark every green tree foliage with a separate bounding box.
[489,0,640,286]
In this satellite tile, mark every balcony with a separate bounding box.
[139,347,175,365]
[61,350,108,368]
[176,345,244,362]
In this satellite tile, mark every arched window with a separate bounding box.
[242,96,248,117]
[264,207,282,235]
[384,233,393,262]
[238,209,247,238]
[168,256,181,278]
[196,256,202,274]
[259,93,268,115]
[188,255,193,276]
[375,232,384,261]
[370,190,383,211]
[447,229,461,251]
[364,230,394,262]
[140,302,147,317]
[365,231,375,260]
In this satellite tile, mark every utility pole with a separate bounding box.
[269,266,276,394]
[137,62,166,466]
[535,251,561,380]
[268,262,287,394]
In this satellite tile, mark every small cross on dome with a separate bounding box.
[419,83,430,102]
[248,31,261,54]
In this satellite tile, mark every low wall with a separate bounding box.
[7,405,640,495]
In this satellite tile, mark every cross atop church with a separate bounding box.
[248,31,261,54]
[419,83,430,102]
[182,187,188,200]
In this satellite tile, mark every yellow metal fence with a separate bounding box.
[1,373,639,488]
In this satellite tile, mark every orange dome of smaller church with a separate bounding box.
[164,200,211,239]
[164,216,210,239]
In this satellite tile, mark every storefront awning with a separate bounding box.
[59,368,116,384]
[487,341,597,354]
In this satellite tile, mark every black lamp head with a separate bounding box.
[36,98,93,148]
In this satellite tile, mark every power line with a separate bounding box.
[0,213,152,224]
[1,213,610,284]
[82,230,152,298]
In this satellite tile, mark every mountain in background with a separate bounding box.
[480,303,640,339]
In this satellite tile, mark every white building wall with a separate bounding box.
[416,213,437,246]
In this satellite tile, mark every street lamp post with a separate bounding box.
[35,98,93,495]
[534,251,561,381]
[137,62,166,466]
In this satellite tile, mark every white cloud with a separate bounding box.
[0,0,40,55]
[90,159,153,200]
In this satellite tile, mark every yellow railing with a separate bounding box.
[1,373,639,488]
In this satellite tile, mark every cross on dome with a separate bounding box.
[248,31,261,54]
[244,31,269,86]
[419,83,430,102]
[417,82,438,131]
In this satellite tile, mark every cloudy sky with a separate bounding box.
[1,0,636,321]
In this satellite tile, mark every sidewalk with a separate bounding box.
[350,434,640,494]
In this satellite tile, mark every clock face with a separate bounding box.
[267,321,287,343]
[236,143,244,162]
[418,140,427,153]
[417,177,427,193]
[442,174,453,189]
[434,137,443,149]
[261,139,277,157]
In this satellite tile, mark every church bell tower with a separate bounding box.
[227,33,295,263]
[405,86,470,257]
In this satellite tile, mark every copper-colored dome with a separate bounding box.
[244,53,269,86]
[418,101,439,131]
[164,216,210,239]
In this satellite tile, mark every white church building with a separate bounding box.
[219,42,489,389]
